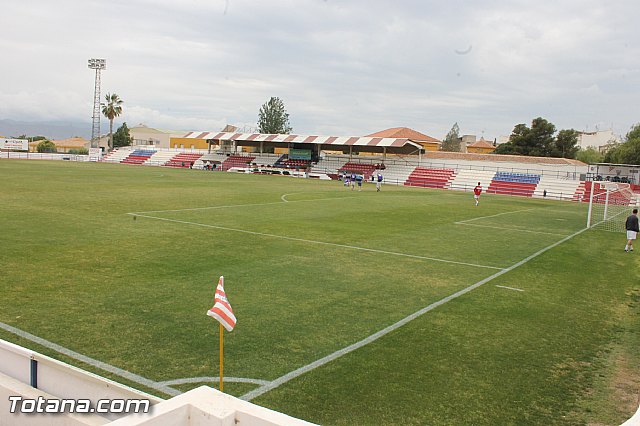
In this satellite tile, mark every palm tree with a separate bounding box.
[101,93,123,151]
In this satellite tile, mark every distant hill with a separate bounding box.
[0,119,105,140]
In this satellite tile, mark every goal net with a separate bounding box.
[587,181,640,231]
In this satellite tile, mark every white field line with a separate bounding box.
[131,195,360,215]
[495,285,525,292]
[0,323,269,395]
[240,225,590,401]
[455,222,569,237]
[131,213,504,271]
[159,376,270,386]
[535,208,586,216]
[0,321,179,397]
[456,208,537,224]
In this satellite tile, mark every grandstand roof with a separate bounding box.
[182,131,424,153]
[365,127,440,142]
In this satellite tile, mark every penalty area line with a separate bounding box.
[456,208,536,224]
[132,213,504,271]
[495,285,525,292]
[240,224,590,401]
[130,194,361,215]
[455,222,569,237]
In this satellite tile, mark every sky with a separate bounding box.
[1,0,639,140]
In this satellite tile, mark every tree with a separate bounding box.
[441,122,461,152]
[257,97,292,134]
[15,134,47,142]
[551,129,579,158]
[101,93,123,151]
[603,144,622,163]
[576,147,603,164]
[68,147,89,155]
[494,117,578,159]
[494,124,523,155]
[604,124,640,164]
[527,117,556,157]
[36,140,56,153]
[113,122,133,148]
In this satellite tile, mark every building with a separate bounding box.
[366,127,441,151]
[576,129,621,152]
[130,125,189,149]
[29,137,90,153]
[466,137,496,154]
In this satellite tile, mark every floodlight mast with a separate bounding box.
[88,58,106,148]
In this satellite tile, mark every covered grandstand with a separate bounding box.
[180,130,427,159]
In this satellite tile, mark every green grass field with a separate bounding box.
[1,159,639,425]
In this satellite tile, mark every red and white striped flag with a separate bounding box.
[207,276,236,332]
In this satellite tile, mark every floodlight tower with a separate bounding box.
[88,58,106,148]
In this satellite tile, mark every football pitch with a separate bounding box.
[1,160,639,425]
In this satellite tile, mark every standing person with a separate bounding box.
[473,182,482,206]
[351,172,356,191]
[376,172,383,192]
[625,208,639,252]
[356,173,363,191]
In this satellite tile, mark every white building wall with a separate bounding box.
[577,129,621,149]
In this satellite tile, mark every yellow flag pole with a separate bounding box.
[219,323,224,392]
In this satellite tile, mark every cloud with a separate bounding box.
[1,0,639,139]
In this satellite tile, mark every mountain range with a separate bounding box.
[0,119,107,140]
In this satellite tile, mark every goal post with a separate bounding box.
[586,181,639,231]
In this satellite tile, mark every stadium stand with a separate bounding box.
[338,162,377,180]
[102,148,132,163]
[449,169,496,192]
[580,180,639,205]
[277,157,311,169]
[404,167,457,189]
[251,153,280,167]
[165,152,203,168]
[488,172,541,197]
[144,150,174,166]
[370,162,414,186]
[121,149,156,165]
[95,148,599,203]
[222,155,256,171]
[534,176,584,200]
[310,156,347,180]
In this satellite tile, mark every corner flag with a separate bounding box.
[207,276,236,332]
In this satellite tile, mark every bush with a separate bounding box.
[36,140,56,153]
[68,148,89,155]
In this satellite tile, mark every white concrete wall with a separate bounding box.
[1,340,315,425]
[0,340,162,422]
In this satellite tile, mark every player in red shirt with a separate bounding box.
[473,182,482,206]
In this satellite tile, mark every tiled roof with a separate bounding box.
[29,137,89,148]
[365,127,440,142]
[468,138,495,148]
